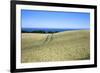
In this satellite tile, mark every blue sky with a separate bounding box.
[21,10,90,29]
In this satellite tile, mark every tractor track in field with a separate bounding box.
[43,33,54,44]
[22,33,54,49]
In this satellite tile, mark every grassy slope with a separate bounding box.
[21,30,90,63]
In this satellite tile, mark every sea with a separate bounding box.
[22,28,89,33]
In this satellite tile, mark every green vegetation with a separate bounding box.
[22,30,59,33]
[21,30,90,63]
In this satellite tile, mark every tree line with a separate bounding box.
[22,30,59,33]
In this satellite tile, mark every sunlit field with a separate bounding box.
[21,30,90,63]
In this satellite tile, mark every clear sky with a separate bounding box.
[21,10,90,29]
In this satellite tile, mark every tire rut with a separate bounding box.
[43,33,53,44]
[22,33,54,50]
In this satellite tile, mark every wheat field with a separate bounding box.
[21,30,90,63]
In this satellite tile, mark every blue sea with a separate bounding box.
[22,28,89,33]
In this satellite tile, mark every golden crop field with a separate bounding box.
[21,30,90,63]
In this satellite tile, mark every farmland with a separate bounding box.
[21,30,90,63]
